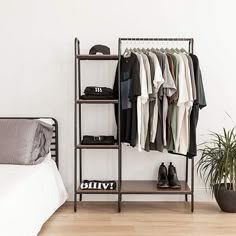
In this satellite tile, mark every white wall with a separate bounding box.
[0,0,235,201]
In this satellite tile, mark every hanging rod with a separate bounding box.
[119,37,194,53]
[119,38,193,42]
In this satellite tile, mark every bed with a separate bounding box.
[0,117,68,236]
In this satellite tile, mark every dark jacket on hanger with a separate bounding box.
[113,53,141,147]
[187,53,207,158]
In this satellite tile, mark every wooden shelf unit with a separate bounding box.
[74,38,121,213]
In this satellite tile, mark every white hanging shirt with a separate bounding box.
[162,53,176,146]
[174,53,188,154]
[179,53,193,154]
[180,53,193,108]
[140,53,152,149]
[174,53,194,154]
[135,53,148,151]
[148,52,164,142]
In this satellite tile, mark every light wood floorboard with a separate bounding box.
[39,201,236,236]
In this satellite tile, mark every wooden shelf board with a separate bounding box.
[76,144,119,149]
[121,180,191,194]
[77,99,118,104]
[76,180,191,195]
[77,55,118,60]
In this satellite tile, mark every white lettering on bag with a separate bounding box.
[95,87,102,93]
[88,182,93,189]
[110,183,114,189]
[80,182,88,189]
[97,182,102,189]
[103,183,110,190]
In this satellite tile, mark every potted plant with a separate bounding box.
[197,128,236,212]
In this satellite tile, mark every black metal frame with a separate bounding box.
[74,38,120,212]
[0,117,59,167]
[118,37,195,213]
[74,37,195,213]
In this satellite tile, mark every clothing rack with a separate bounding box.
[74,37,195,213]
[117,37,195,213]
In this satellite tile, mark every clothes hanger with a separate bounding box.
[160,48,166,53]
[180,48,188,53]
[164,48,171,53]
[150,47,156,52]
[137,47,142,53]
[123,48,131,58]
[170,48,178,53]
[141,48,147,53]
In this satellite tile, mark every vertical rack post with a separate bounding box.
[185,38,192,203]
[191,38,194,54]
[77,40,83,203]
[74,38,78,212]
[190,38,194,212]
[191,156,194,212]
[185,156,189,202]
[118,38,122,212]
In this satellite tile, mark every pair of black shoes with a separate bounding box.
[157,162,181,189]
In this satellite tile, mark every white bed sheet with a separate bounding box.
[0,154,68,236]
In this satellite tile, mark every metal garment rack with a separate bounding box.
[74,37,195,213]
[118,37,195,213]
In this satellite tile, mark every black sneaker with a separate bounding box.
[168,162,181,189]
[157,162,169,188]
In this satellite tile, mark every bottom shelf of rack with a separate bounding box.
[76,180,191,195]
[121,180,191,194]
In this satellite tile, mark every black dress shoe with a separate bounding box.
[157,162,169,188]
[168,162,181,189]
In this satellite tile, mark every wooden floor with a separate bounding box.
[39,201,236,236]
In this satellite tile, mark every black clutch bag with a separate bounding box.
[81,135,115,145]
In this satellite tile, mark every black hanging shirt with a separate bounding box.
[113,53,141,147]
[187,53,207,158]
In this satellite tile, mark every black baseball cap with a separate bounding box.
[89,45,110,55]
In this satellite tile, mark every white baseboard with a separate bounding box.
[65,185,214,202]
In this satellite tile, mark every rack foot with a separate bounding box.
[185,194,188,202]
[191,194,194,212]
[74,194,77,212]
[118,194,121,213]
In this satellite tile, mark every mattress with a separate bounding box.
[0,153,68,236]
